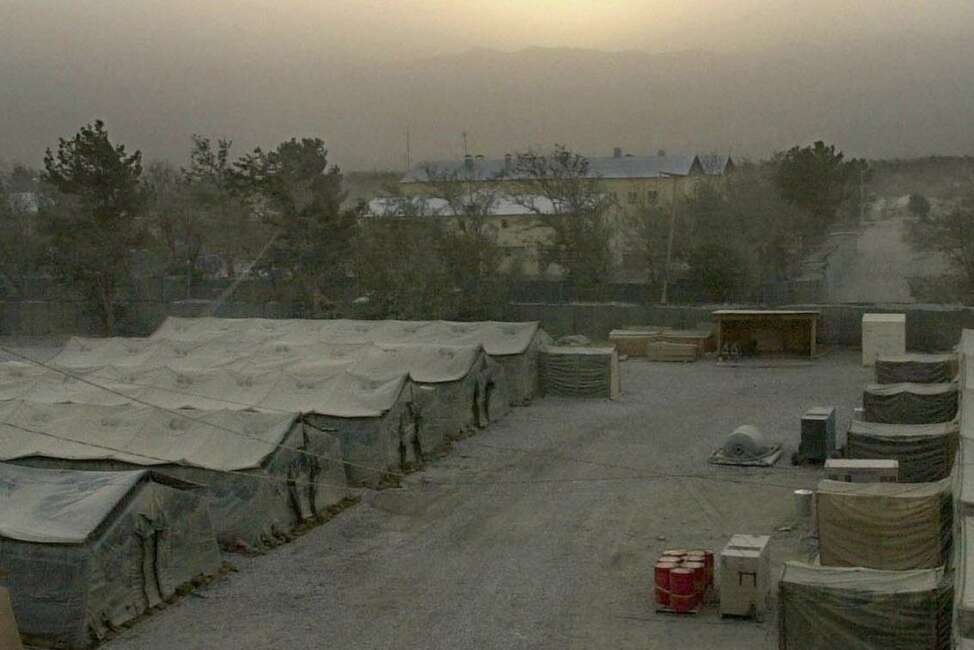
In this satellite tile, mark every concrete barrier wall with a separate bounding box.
[508,302,974,351]
[3,298,973,351]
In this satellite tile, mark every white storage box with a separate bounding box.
[825,458,899,483]
[862,313,906,367]
[719,534,770,619]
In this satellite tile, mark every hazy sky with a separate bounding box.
[2,1,973,169]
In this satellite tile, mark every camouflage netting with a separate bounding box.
[875,353,958,385]
[816,478,953,570]
[862,382,959,425]
[540,346,620,399]
[846,420,959,483]
[778,562,952,650]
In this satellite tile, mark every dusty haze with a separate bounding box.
[1,0,973,169]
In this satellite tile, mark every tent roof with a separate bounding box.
[780,561,943,593]
[0,462,185,544]
[0,364,407,418]
[150,317,541,356]
[0,400,302,471]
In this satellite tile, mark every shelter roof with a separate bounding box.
[0,462,186,544]
[0,400,301,471]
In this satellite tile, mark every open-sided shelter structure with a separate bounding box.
[0,463,222,649]
[0,401,348,546]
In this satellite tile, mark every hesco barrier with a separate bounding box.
[507,302,974,351]
[3,298,974,350]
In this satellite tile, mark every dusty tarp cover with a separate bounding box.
[0,400,301,471]
[862,382,959,424]
[540,346,620,399]
[0,463,157,544]
[816,478,953,570]
[150,317,542,356]
[778,562,952,650]
[875,353,958,384]
[846,420,959,482]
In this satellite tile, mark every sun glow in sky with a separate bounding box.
[1,0,972,167]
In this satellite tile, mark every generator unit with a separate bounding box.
[797,406,836,463]
[719,534,771,620]
[825,458,899,483]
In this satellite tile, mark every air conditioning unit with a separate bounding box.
[798,406,836,463]
[825,458,899,483]
[719,534,770,620]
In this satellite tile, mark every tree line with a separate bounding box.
[1,121,874,334]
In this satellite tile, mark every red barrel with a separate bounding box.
[684,561,706,603]
[669,568,696,613]
[663,549,687,559]
[659,556,683,565]
[654,561,677,607]
[687,549,714,586]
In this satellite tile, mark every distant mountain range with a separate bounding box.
[2,35,973,169]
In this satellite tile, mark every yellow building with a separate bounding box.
[378,149,734,277]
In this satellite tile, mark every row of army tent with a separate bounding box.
[779,352,962,650]
[0,317,549,649]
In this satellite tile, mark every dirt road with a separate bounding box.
[105,352,869,650]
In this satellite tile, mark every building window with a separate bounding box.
[627,191,638,204]
[647,190,659,204]
[501,219,509,229]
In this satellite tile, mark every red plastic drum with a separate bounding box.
[669,568,696,612]
[654,561,677,607]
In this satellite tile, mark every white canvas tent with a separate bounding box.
[778,562,952,650]
[0,400,347,547]
[0,463,222,649]
[0,362,416,488]
[148,317,546,404]
[48,334,512,455]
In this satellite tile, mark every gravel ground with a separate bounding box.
[99,350,870,650]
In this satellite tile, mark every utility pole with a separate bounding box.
[660,173,678,305]
[462,131,469,157]
[859,165,865,223]
[405,127,411,170]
